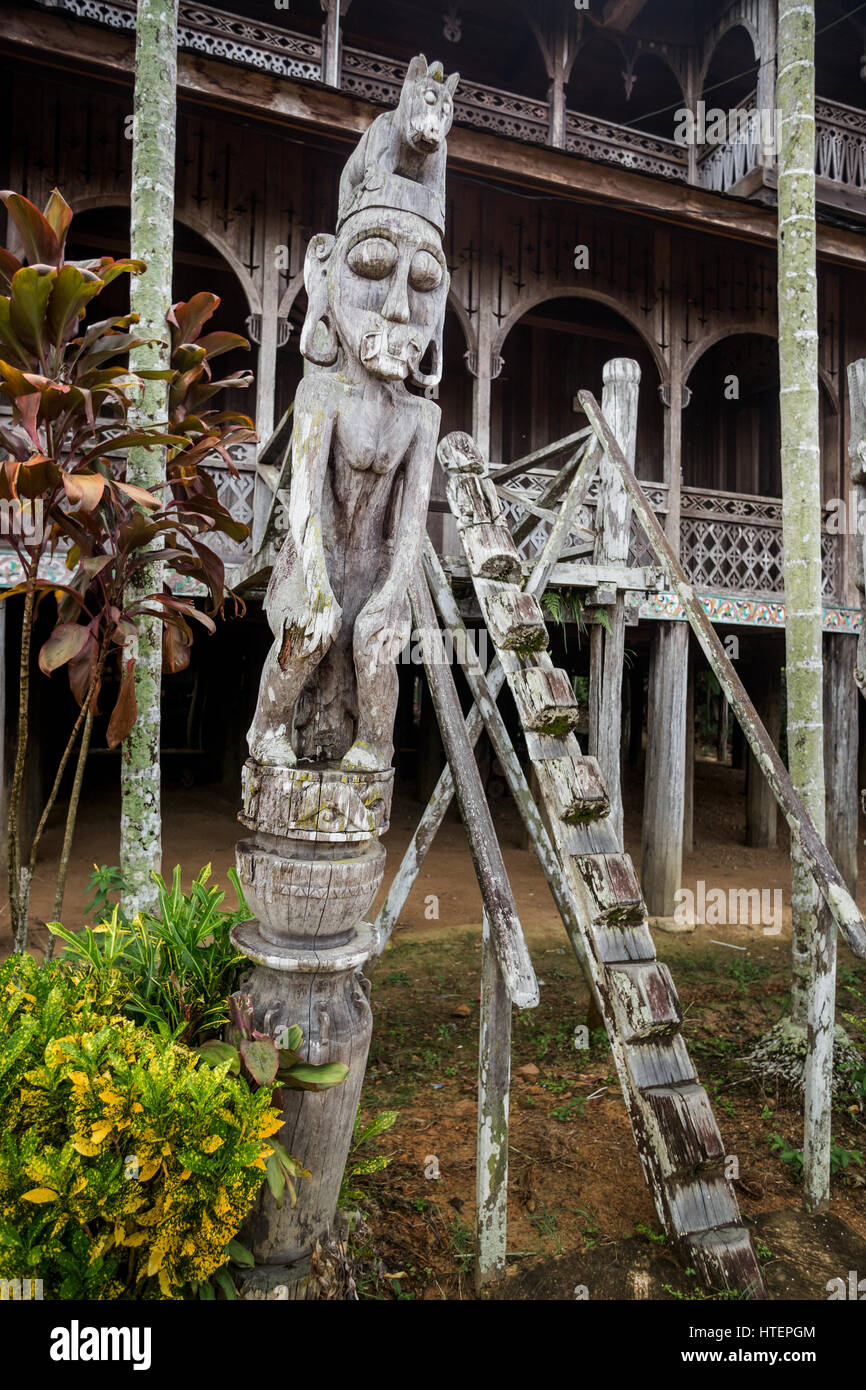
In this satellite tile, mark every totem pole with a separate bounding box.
[233,54,457,1295]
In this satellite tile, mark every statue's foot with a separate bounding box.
[340,740,386,773]
[248,726,298,768]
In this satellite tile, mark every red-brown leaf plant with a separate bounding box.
[0,190,256,951]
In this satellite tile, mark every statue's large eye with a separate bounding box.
[347,236,398,280]
[409,249,443,292]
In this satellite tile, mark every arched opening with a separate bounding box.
[567,40,684,137]
[816,0,866,106]
[341,0,548,101]
[684,333,840,504]
[684,334,779,496]
[65,207,257,420]
[700,24,758,114]
[491,296,664,481]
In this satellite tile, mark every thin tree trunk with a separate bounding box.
[776,0,833,1211]
[44,652,107,958]
[8,567,37,952]
[120,0,178,917]
[51,657,105,931]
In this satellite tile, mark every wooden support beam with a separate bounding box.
[373,434,600,947]
[475,909,511,1293]
[602,0,650,28]
[3,5,866,269]
[746,662,781,849]
[643,622,689,915]
[684,659,695,855]
[579,388,866,959]
[824,633,859,895]
[408,571,538,1009]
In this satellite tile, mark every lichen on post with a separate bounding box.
[120,0,179,917]
[234,55,457,1296]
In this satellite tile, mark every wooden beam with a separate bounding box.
[408,570,538,1009]
[3,5,866,269]
[580,387,866,959]
[602,0,650,29]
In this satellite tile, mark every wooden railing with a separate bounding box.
[497,473,843,601]
[38,1,866,210]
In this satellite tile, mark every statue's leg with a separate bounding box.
[342,597,406,771]
[247,630,325,765]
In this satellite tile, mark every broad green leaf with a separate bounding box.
[266,1152,286,1208]
[47,265,103,349]
[9,265,56,359]
[240,1037,278,1087]
[227,1240,255,1268]
[194,1040,240,1073]
[280,1061,349,1092]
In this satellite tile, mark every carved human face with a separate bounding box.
[329,209,449,384]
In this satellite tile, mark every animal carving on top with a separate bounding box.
[338,55,459,234]
[247,56,457,774]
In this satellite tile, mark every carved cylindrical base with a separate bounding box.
[233,761,388,1285]
[236,957,373,1268]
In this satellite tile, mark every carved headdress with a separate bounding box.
[336,54,459,235]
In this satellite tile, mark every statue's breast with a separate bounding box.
[335,395,417,475]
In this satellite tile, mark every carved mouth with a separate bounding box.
[410,130,440,154]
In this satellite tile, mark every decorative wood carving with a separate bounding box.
[234,54,456,1295]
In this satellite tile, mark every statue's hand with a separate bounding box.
[355,587,408,667]
[297,584,341,657]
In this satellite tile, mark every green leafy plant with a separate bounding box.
[195,990,349,1211]
[0,953,284,1299]
[0,189,255,951]
[49,864,250,1045]
[83,863,129,922]
[339,1108,399,1209]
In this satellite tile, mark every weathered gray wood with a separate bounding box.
[372,427,601,949]
[642,621,689,916]
[409,570,538,1009]
[580,387,866,960]
[475,908,511,1293]
[234,55,459,1294]
[824,634,858,894]
[444,419,766,1299]
[746,662,781,849]
[590,358,640,846]
[684,658,695,855]
[717,692,729,765]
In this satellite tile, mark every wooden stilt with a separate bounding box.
[579,387,866,959]
[824,633,858,894]
[684,656,695,855]
[642,621,689,916]
[475,908,511,1293]
[746,661,781,849]
[717,691,729,765]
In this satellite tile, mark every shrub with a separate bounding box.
[0,953,282,1299]
[49,864,249,1045]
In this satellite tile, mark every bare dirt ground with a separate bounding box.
[3,754,866,1300]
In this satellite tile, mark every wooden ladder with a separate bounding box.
[439,430,768,1299]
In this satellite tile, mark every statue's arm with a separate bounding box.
[287,377,335,584]
[378,401,439,599]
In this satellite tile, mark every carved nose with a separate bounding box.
[382,273,410,324]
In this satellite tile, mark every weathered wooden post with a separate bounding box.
[588,358,640,847]
[233,54,457,1297]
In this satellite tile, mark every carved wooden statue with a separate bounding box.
[234,54,455,1297]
